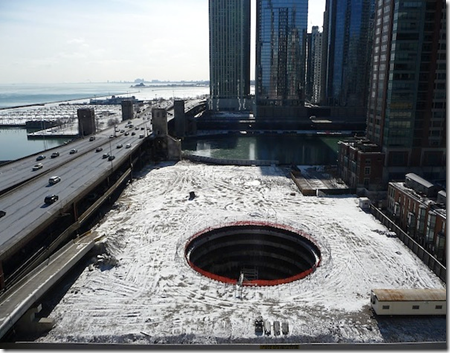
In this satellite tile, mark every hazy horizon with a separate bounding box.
[0,0,325,85]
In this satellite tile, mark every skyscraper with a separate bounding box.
[305,26,323,104]
[209,0,251,111]
[255,0,308,118]
[366,0,446,182]
[322,0,375,108]
[338,0,446,191]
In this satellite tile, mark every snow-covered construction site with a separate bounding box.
[34,161,446,346]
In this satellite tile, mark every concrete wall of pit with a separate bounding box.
[184,220,322,286]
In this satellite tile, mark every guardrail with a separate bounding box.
[370,205,446,283]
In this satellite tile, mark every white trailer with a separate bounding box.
[370,288,446,316]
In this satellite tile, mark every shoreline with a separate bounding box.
[0,91,137,111]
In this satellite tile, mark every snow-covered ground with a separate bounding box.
[36,161,446,345]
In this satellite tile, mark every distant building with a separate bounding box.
[77,108,95,136]
[208,0,251,111]
[305,26,323,104]
[255,0,309,119]
[121,99,134,121]
[387,174,446,265]
[321,0,375,109]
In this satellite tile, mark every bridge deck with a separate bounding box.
[0,231,100,339]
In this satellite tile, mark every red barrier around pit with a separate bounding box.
[185,220,322,286]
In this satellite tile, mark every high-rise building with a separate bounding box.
[209,0,251,111]
[338,0,446,192]
[366,0,446,182]
[305,26,323,104]
[255,0,308,118]
[322,0,375,108]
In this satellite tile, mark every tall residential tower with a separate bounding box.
[209,0,251,111]
[338,0,446,192]
[366,0,446,182]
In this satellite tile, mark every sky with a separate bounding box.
[0,0,325,84]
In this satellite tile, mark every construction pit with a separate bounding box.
[185,221,322,286]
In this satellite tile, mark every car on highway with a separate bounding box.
[135,127,139,130]
[36,155,46,161]
[32,163,43,171]
[108,155,115,161]
[89,136,96,141]
[69,149,78,154]
[125,143,131,149]
[49,176,61,185]
[139,134,145,138]
[44,194,59,205]
[131,132,136,136]
[0,210,6,218]
[109,134,115,139]
[102,153,110,159]
[117,144,123,149]
[96,147,103,152]
[125,132,129,136]
[51,152,60,158]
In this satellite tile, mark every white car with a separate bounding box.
[32,163,43,171]
[49,176,61,185]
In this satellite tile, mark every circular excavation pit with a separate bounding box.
[185,221,321,286]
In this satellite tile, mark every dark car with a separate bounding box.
[69,149,78,154]
[89,136,96,141]
[108,155,116,161]
[117,144,123,149]
[51,152,60,158]
[44,194,59,205]
[96,147,103,152]
[102,153,110,159]
[0,210,5,218]
[36,155,46,161]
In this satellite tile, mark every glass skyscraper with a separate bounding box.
[255,0,308,111]
[209,0,251,111]
[366,0,446,181]
[322,0,375,107]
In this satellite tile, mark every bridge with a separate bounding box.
[0,117,154,291]
[0,98,208,340]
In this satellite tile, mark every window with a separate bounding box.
[412,305,420,310]
[435,305,443,310]
[382,305,390,310]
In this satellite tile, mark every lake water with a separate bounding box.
[0,82,209,109]
[0,82,344,165]
[0,127,70,162]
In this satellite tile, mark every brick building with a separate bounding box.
[337,137,385,192]
[387,173,446,265]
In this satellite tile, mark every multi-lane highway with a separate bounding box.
[0,117,151,275]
